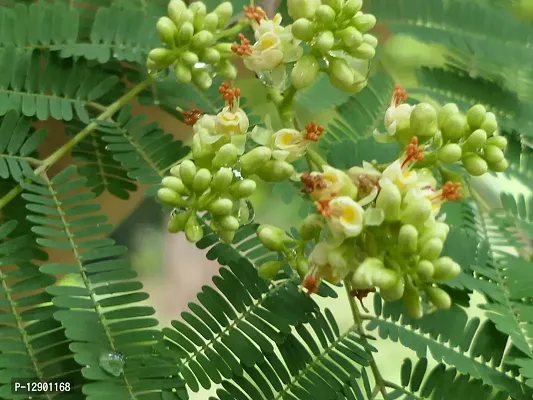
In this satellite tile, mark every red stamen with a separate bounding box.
[243,5,266,23]
[316,198,332,217]
[231,33,252,56]
[218,82,241,112]
[392,84,408,107]
[300,172,327,194]
[401,137,424,168]
[181,108,203,126]
[302,275,320,296]
[304,121,325,142]
[440,181,462,201]
[350,288,376,312]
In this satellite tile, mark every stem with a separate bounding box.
[215,20,250,40]
[306,149,328,170]
[344,279,388,400]
[278,85,297,128]
[0,77,153,212]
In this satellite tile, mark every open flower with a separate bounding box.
[380,137,425,192]
[194,114,217,144]
[373,84,412,142]
[301,166,356,201]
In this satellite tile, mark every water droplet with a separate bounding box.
[232,168,243,180]
[99,350,126,377]
[171,207,188,218]
[242,199,255,225]
[152,68,169,82]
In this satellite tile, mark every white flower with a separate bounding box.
[308,242,350,284]
[326,196,366,238]
[253,13,285,40]
[272,128,308,161]
[311,166,355,200]
[194,114,218,144]
[215,106,249,136]
[384,103,413,136]
[380,160,418,192]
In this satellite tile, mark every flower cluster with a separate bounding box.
[147,0,237,89]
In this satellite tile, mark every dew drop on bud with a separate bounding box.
[171,207,188,218]
[99,350,126,377]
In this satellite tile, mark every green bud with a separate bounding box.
[488,158,508,172]
[218,215,239,231]
[167,210,191,233]
[337,26,363,49]
[417,260,434,280]
[169,165,181,177]
[363,33,378,48]
[442,114,467,142]
[299,214,324,240]
[463,154,488,177]
[148,48,174,63]
[480,112,498,136]
[192,168,212,194]
[257,225,292,251]
[180,50,199,66]
[464,129,487,150]
[400,199,432,227]
[185,214,203,243]
[398,224,418,253]
[438,143,462,164]
[207,198,233,216]
[349,42,375,59]
[375,181,401,221]
[231,179,257,198]
[323,0,344,13]
[437,103,459,127]
[418,222,449,247]
[211,167,234,192]
[203,13,219,32]
[424,286,452,309]
[483,145,504,164]
[157,187,187,207]
[162,176,188,195]
[315,31,335,53]
[175,62,192,84]
[380,277,404,302]
[409,103,438,139]
[178,9,195,25]
[258,261,283,280]
[292,18,315,41]
[156,17,177,47]
[240,146,273,175]
[177,21,194,44]
[352,12,376,32]
[291,55,319,89]
[467,104,486,130]
[191,30,214,49]
[402,280,423,319]
[315,5,336,24]
[351,257,382,288]
[432,256,461,281]
[192,69,212,90]
[486,135,507,150]
[168,0,187,25]
[213,42,233,57]
[257,160,295,182]
[218,229,235,243]
[191,2,207,31]
[213,2,233,28]
[212,143,238,169]
[296,257,309,277]
[328,57,354,90]
[342,0,363,19]
[420,238,444,261]
[200,48,221,64]
[179,160,197,188]
[216,59,238,81]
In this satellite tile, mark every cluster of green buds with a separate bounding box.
[157,82,328,243]
[288,0,378,93]
[374,85,509,175]
[147,0,237,89]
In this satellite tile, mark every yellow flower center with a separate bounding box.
[340,205,359,224]
[280,132,293,146]
[260,36,277,48]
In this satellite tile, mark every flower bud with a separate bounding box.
[315,5,336,24]
[203,13,219,32]
[258,261,283,280]
[437,103,459,126]
[348,43,375,60]
[231,179,257,198]
[162,176,188,195]
[418,222,449,247]
[363,33,378,48]
[179,160,197,188]
[211,168,234,192]
[432,256,461,281]
[157,187,187,207]
[375,181,401,221]
[214,2,233,28]
[410,103,438,138]
[438,143,462,164]
[352,257,384,288]
[168,0,187,25]
[379,277,404,302]
[464,129,487,150]
[400,198,432,227]
[175,62,192,84]
[178,9,195,25]
[239,146,273,175]
[216,59,238,80]
[191,31,214,49]
[292,18,315,41]
[185,214,203,243]
[288,0,321,19]
[402,281,423,319]
[398,224,418,253]
[148,48,174,64]
[416,260,434,280]
[218,215,239,231]
[212,143,239,169]
[337,26,363,49]
[156,17,177,47]
[466,104,486,130]
[167,210,191,233]
[257,225,292,251]
[170,165,181,177]
[486,135,507,150]
[296,258,309,277]
[299,214,324,240]
[192,69,212,90]
[480,112,497,136]
[291,55,320,89]
[352,13,376,32]
[424,286,451,309]
[177,21,194,44]
[420,238,443,261]
[315,31,335,53]
[463,154,488,176]
[342,0,363,19]
[483,145,504,164]
[192,168,212,194]
[207,198,233,216]
[218,230,235,243]
[488,158,508,172]
[328,58,354,90]
[199,48,221,64]
[323,0,344,13]
[257,160,295,182]
[191,2,207,31]
[180,50,199,66]
[441,114,467,142]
